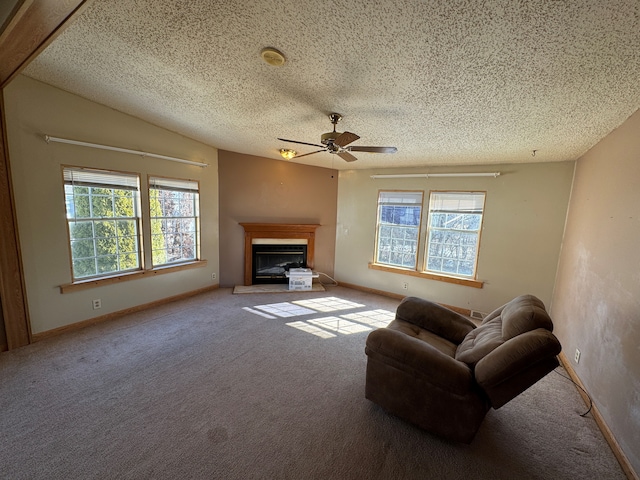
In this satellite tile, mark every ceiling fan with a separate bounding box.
[277,113,397,162]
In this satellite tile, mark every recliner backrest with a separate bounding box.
[454,295,554,367]
[500,294,553,339]
[454,294,561,408]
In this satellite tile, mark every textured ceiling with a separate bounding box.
[23,0,640,170]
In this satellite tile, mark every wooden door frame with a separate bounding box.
[0,0,92,350]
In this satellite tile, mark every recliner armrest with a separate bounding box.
[366,328,475,395]
[395,296,477,344]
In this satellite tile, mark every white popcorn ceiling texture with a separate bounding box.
[24,0,640,170]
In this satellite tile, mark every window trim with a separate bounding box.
[59,259,208,294]
[373,189,424,270]
[369,189,485,289]
[63,166,143,281]
[60,166,206,293]
[423,190,486,279]
[148,174,201,268]
[368,262,484,288]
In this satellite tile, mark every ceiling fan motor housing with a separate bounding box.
[321,131,341,145]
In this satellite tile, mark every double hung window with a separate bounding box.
[373,190,485,283]
[63,167,202,284]
[375,191,423,269]
[149,177,200,267]
[64,167,141,280]
[425,192,485,278]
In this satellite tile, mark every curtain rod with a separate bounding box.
[370,172,500,179]
[44,135,209,168]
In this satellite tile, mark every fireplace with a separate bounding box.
[240,223,320,285]
[252,244,307,284]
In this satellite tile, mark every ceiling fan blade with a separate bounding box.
[348,146,398,154]
[277,138,325,149]
[293,149,325,158]
[338,151,358,162]
[334,131,360,147]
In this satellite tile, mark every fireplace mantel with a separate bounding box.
[239,223,320,285]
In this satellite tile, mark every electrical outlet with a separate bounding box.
[402,282,408,290]
[92,299,102,310]
[211,272,217,280]
[574,348,581,364]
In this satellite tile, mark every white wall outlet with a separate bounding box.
[92,299,102,310]
[402,282,408,290]
[211,272,217,280]
[574,348,581,364]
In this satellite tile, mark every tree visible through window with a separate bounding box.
[425,192,485,278]
[375,191,423,269]
[149,177,200,267]
[63,167,141,280]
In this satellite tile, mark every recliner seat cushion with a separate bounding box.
[395,296,476,345]
[455,319,503,366]
[387,319,458,357]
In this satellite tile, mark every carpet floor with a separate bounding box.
[0,286,626,479]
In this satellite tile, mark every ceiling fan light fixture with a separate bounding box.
[279,148,296,160]
[261,47,286,67]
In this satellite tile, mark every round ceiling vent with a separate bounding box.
[261,47,286,67]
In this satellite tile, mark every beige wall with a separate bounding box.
[4,75,219,334]
[218,150,338,287]
[552,109,640,473]
[335,162,574,312]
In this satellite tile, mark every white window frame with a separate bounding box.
[424,191,486,279]
[149,176,200,267]
[374,190,424,269]
[63,167,142,281]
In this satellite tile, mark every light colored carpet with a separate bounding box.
[0,286,626,479]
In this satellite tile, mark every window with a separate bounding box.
[375,191,423,269]
[425,192,485,278]
[149,177,200,267]
[63,167,141,280]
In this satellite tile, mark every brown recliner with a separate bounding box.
[365,294,562,443]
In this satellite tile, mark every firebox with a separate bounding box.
[252,244,307,284]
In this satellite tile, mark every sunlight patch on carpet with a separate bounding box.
[244,296,365,319]
[285,321,336,338]
[286,309,395,338]
[242,307,277,319]
[341,309,395,328]
[308,316,372,334]
[251,302,316,317]
[292,296,365,312]
[244,296,395,338]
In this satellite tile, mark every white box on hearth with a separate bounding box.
[285,268,314,291]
